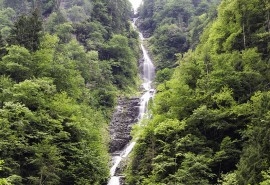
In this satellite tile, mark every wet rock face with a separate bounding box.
[109,97,140,153]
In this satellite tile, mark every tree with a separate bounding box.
[0,160,10,185]
[3,0,29,14]
[155,68,173,84]
[151,24,189,69]
[0,33,6,58]
[0,76,13,107]
[260,169,270,185]
[54,22,73,43]
[0,77,110,184]
[137,0,217,70]
[8,9,42,52]
[32,34,59,77]
[73,21,107,50]
[0,8,16,39]
[0,45,32,82]
[236,92,270,185]
[67,5,88,23]
[44,11,67,34]
[128,1,270,184]
[100,34,138,89]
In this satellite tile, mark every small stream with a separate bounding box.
[107,17,155,185]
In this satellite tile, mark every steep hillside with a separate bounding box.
[0,0,139,184]
[127,0,270,184]
[136,0,220,70]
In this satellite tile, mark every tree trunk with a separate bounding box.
[243,23,246,48]
[267,9,270,32]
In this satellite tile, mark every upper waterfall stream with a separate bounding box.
[107,18,155,185]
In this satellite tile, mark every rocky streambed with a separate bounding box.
[109,97,140,153]
[108,97,140,184]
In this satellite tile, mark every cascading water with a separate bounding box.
[107,25,155,185]
[108,142,136,185]
[138,43,155,120]
[129,0,142,14]
[107,1,155,184]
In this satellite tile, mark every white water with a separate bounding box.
[108,141,137,185]
[108,176,120,185]
[108,2,155,184]
[129,0,143,14]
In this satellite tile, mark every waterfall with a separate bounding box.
[107,2,155,184]
[108,142,136,185]
[129,0,143,14]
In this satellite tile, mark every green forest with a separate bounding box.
[0,0,139,184]
[0,0,270,185]
[127,0,270,185]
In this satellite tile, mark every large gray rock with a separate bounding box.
[109,97,140,153]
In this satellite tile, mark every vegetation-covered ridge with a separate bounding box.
[136,0,220,71]
[127,0,270,184]
[0,0,140,184]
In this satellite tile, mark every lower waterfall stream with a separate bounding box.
[107,19,155,185]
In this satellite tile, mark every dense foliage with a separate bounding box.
[0,0,139,184]
[128,0,270,184]
[136,0,220,70]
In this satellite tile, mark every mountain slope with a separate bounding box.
[127,0,270,184]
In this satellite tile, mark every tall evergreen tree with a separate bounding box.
[8,9,42,52]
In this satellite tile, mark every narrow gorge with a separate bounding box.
[107,17,155,185]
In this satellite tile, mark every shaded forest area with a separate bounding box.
[127,0,270,185]
[0,0,139,184]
